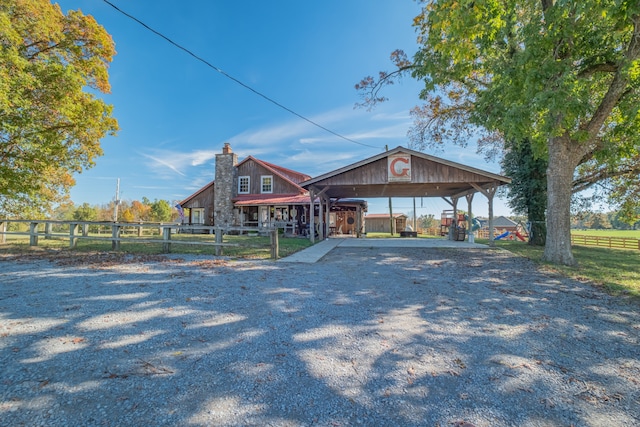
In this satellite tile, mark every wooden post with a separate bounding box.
[388,197,394,235]
[138,222,143,237]
[471,182,497,247]
[413,197,417,231]
[112,224,120,251]
[30,222,39,246]
[309,189,315,243]
[449,197,459,240]
[162,226,172,253]
[215,227,223,256]
[70,223,78,248]
[44,222,52,240]
[466,193,474,242]
[0,221,6,244]
[318,198,324,240]
[82,223,89,236]
[270,229,279,260]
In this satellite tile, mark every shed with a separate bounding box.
[365,213,408,234]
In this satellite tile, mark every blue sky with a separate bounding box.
[55,0,512,218]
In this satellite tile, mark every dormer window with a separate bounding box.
[261,175,273,193]
[238,176,250,194]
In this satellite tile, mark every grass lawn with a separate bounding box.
[571,229,640,238]
[0,233,313,260]
[483,239,640,299]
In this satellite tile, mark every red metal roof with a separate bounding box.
[233,194,311,206]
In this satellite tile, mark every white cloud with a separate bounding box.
[140,149,218,177]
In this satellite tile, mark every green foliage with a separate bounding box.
[73,202,98,222]
[148,199,173,222]
[417,213,437,229]
[0,0,118,217]
[501,140,547,245]
[359,0,640,265]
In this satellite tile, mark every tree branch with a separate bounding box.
[577,62,618,78]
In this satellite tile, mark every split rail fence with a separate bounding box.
[0,220,280,259]
[570,234,640,251]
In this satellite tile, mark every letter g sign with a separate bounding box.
[388,154,411,182]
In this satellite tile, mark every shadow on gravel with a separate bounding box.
[0,249,638,426]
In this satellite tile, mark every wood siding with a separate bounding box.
[237,160,303,195]
[319,156,495,186]
[181,184,215,225]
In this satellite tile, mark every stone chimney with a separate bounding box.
[214,143,238,227]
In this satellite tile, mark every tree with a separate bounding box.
[73,202,98,221]
[50,201,76,221]
[148,199,173,222]
[0,0,118,217]
[417,213,437,229]
[587,213,612,230]
[357,1,640,265]
[130,200,151,222]
[501,140,547,245]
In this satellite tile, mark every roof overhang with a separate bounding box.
[301,146,511,200]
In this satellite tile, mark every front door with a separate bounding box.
[259,206,269,228]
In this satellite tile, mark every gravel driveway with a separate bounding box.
[1,247,638,427]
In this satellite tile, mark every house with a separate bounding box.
[476,216,518,232]
[179,143,367,236]
[364,213,408,234]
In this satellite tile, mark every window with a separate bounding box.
[238,176,250,194]
[261,175,273,193]
[192,208,205,224]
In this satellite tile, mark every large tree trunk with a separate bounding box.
[543,136,581,265]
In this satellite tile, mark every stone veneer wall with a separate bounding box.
[214,143,238,227]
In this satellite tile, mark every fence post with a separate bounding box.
[29,222,39,246]
[0,221,5,244]
[70,223,78,248]
[44,222,52,240]
[162,226,172,253]
[270,229,279,260]
[215,227,223,256]
[111,224,120,251]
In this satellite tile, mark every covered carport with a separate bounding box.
[300,146,511,244]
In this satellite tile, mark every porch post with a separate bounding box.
[309,188,315,243]
[470,183,498,247]
[450,197,459,240]
[318,197,324,240]
[324,197,330,239]
[466,193,474,242]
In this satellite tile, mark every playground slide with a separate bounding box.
[494,231,510,240]
[515,231,526,241]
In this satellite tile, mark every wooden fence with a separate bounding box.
[0,220,280,259]
[571,234,640,251]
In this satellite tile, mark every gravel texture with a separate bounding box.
[0,247,639,427]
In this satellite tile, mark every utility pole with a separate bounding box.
[385,145,393,235]
[113,178,121,222]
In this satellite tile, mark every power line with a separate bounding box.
[101,0,380,149]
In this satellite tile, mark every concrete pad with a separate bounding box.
[277,238,342,263]
[338,237,488,249]
[279,237,488,263]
